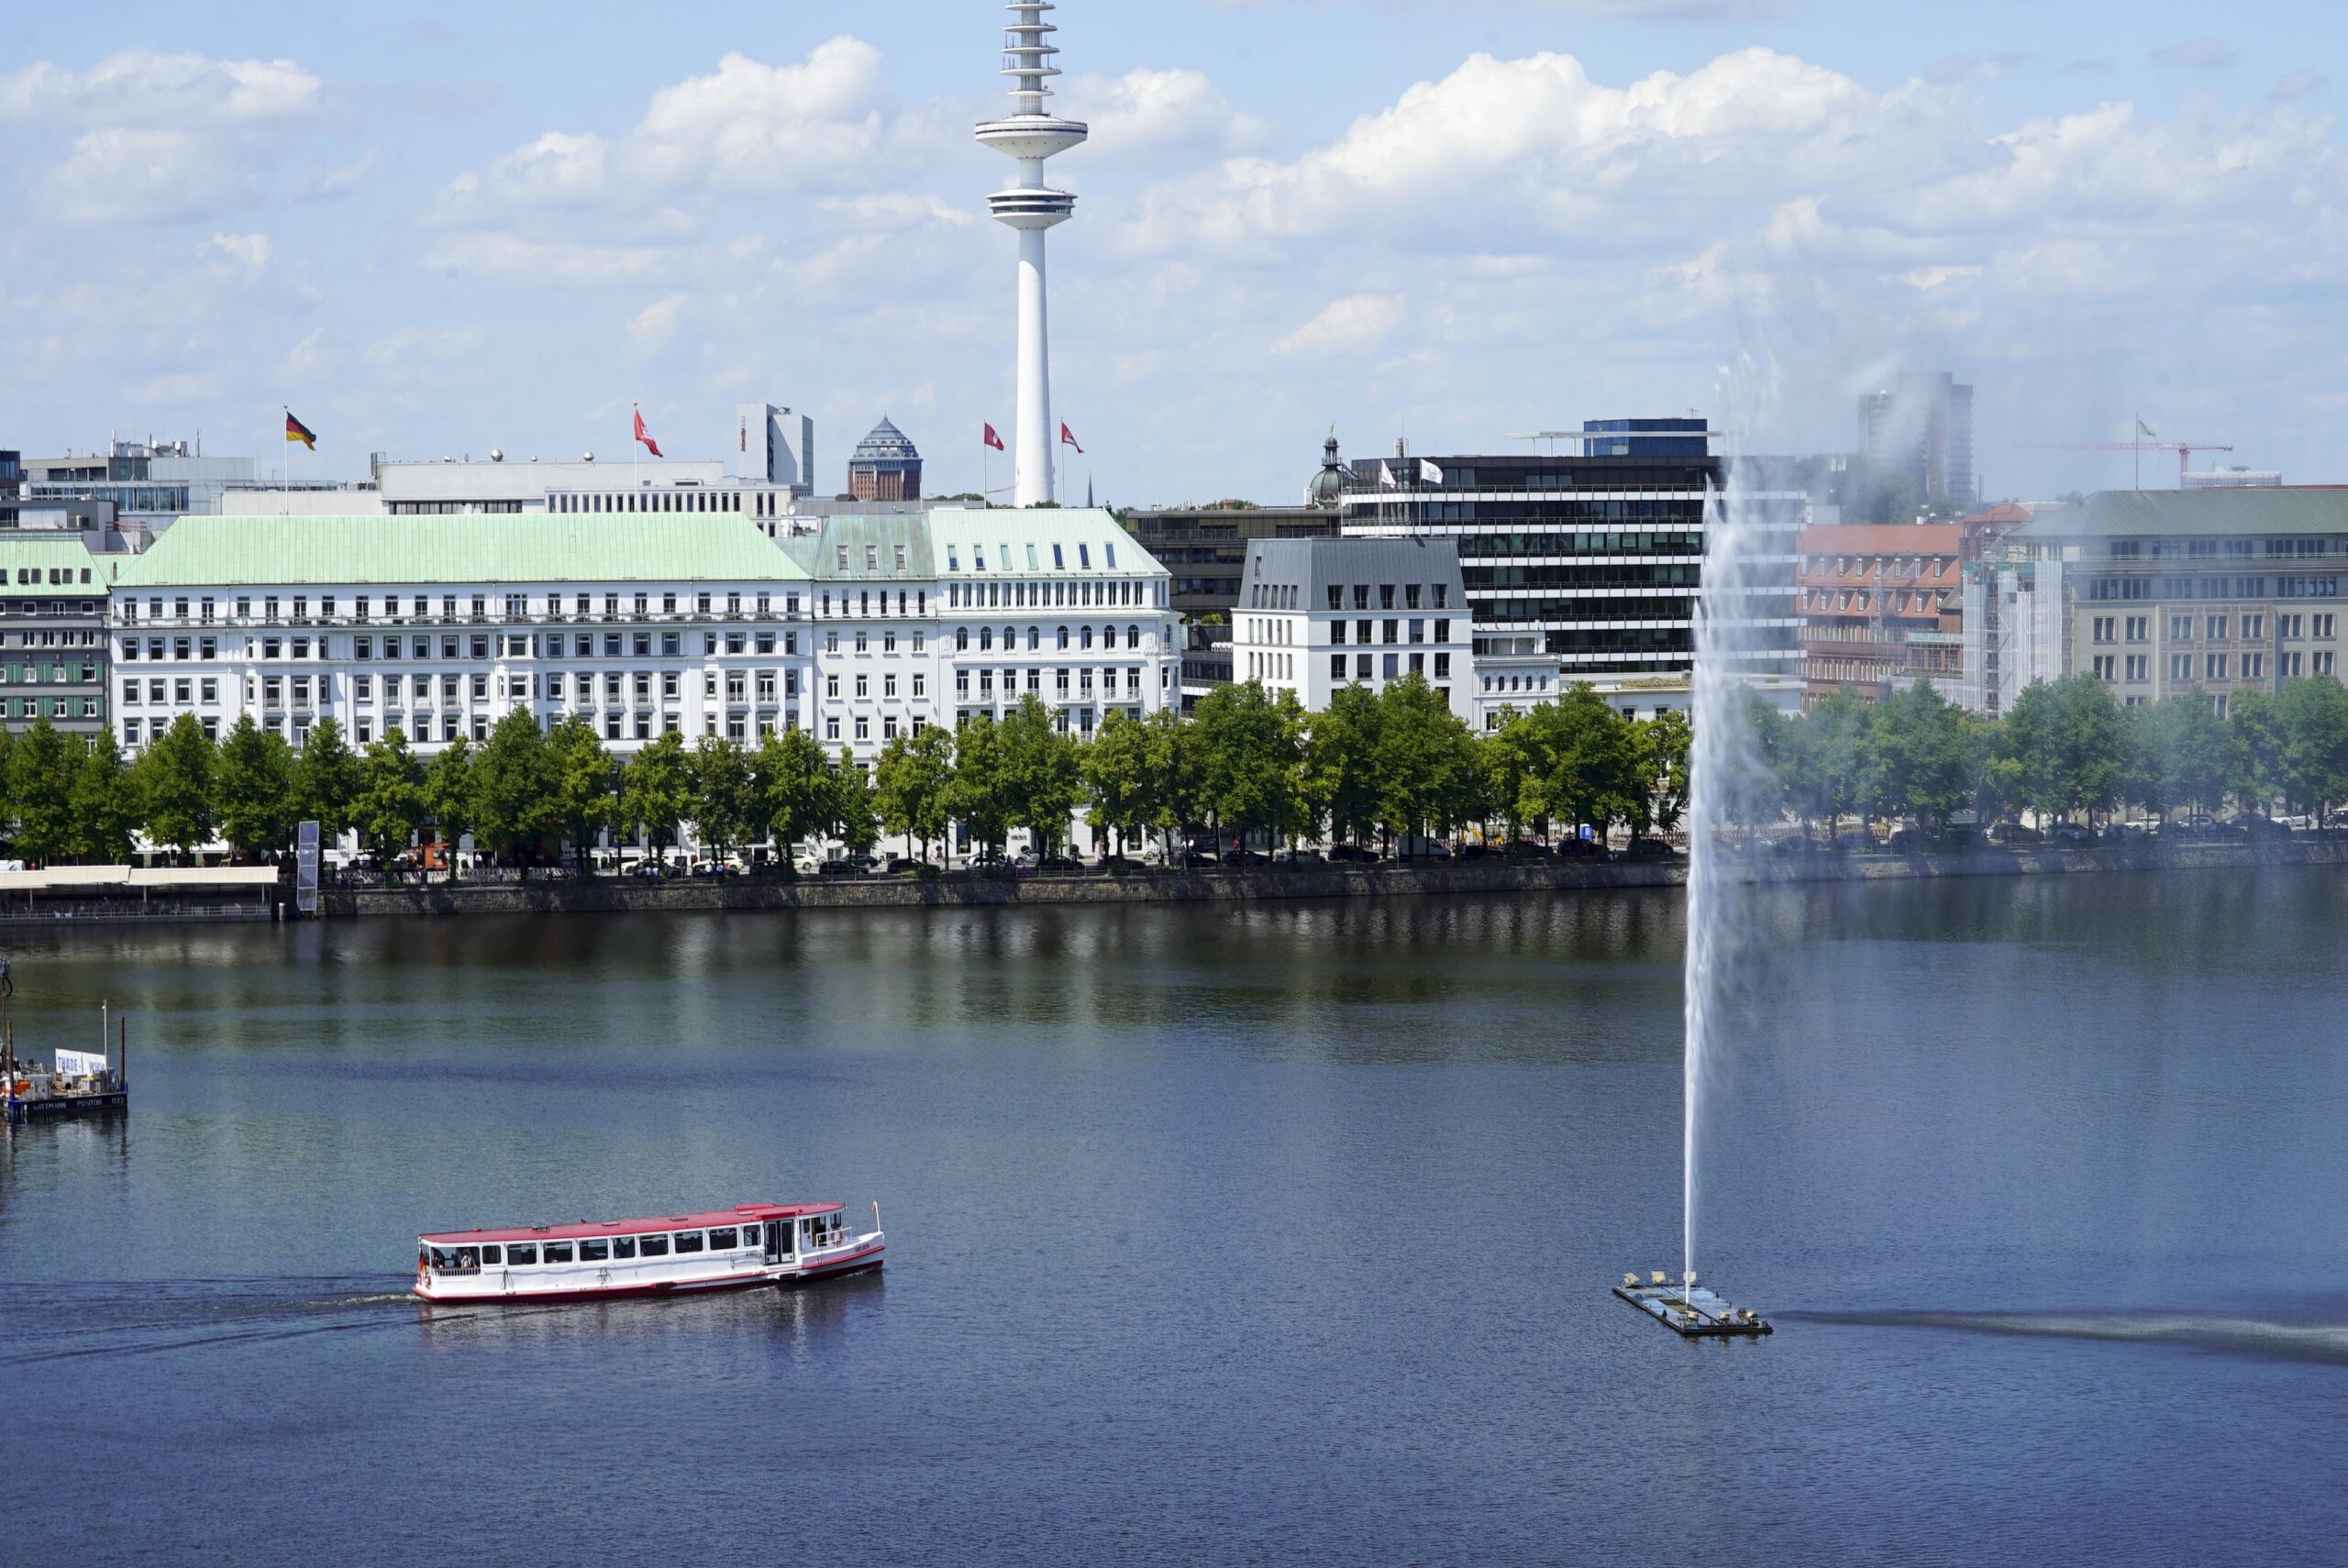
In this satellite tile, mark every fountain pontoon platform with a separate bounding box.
[1614,1273,1772,1337]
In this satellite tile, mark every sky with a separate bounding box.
[5,0,2344,507]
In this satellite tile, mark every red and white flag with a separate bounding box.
[983,423,1005,451]
[633,408,663,458]
[1060,422,1083,455]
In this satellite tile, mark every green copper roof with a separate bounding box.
[2010,488,2348,541]
[108,513,808,589]
[923,506,1167,576]
[0,535,103,581]
[777,513,939,580]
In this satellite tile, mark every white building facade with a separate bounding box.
[788,508,1181,763]
[106,507,1180,763]
[1228,537,1478,723]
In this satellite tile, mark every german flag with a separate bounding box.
[285,410,317,449]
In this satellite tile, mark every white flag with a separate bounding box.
[1379,461,1397,489]
[1419,458,1444,486]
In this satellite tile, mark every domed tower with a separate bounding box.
[1305,427,1348,508]
[975,3,1086,507]
[847,416,923,502]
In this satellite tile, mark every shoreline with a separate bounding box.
[313,837,2348,919]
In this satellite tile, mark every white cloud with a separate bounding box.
[2151,38,2238,71]
[206,232,272,270]
[625,293,688,361]
[419,232,673,286]
[431,37,897,220]
[364,326,487,367]
[282,327,331,379]
[2273,71,2329,104]
[1275,293,1405,358]
[2,50,331,226]
[1068,68,1272,160]
[0,50,320,127]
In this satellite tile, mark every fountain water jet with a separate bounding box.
[1621,349,1784,1339]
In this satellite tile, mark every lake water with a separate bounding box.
[4,874,2344,1565]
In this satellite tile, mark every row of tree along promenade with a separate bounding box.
[7,669,2348,889]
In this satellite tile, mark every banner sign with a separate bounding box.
[55,1049,108,1077]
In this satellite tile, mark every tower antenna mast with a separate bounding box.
[976,3,1087,508]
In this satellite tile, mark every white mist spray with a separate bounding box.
[1683,348,1781,1290]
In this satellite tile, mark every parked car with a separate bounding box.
[1036,853,1085,873]
[1988,822,2043,845]
[2232,812,2292,839]
[2102,822,2150,842]
[1626,838,1678,861]
[884,856,921,874]
[2048,822,2092,843]
[1888,827,1930,852]
[1273,847,1324,865]
[845,853,881,872]
[627,860,670,879]
[1327,844,1381,864]
[816,858,858,877]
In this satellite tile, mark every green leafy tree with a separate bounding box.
[688,736,758,864]
[1140,704,1204,858]
[1870,681,1967,833]
[422,734,474,862]
[214,714,296,859]
[1373,673,1478,845]
[618,729,692,867]
[1642,708,1695,836]
[355,728,425,865]
[1527,685,1639,843]
[292,716,362,843]
[946,715,1013,860]
[1304,682,1384,848]
[6,717,81,864]
[1080,709,1151,860]
[875,723,957,862]
[471,708,558,874]
[1476,708,1547,843]
[70,731,140,864]
[2225,687,2286,815]
[830,749,880,855]
[1191,680,1302,851]
[2276,675,2348,821]
[999,694,1085,855]
[135,714,217,862]
[546,719,615,872]
[756,726,833,862]
[2157,692,2231,817]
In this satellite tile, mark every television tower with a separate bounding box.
[976,2,1086,507]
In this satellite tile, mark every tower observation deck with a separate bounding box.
[975,2,1087,508]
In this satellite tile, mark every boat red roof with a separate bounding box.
[421,1201,844,1245]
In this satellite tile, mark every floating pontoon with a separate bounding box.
[1614,1271,1772,1336]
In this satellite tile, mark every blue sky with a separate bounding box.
[6,1,2343,503]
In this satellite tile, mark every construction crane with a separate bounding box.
[2021,418,2232,490]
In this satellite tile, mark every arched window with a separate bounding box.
[1057,625,1069,650]
[1027,626,1040,651]
[1126,624,1140,649]
[980,627,994,652]
[1080,626,1093,650]
[1002,626,1015,649]
[955,627,969,651]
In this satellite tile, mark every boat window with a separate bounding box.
[481,1245,502,1264]
[638,1235,669,1257]
[428,1246,482,1274]
[543,1241,575,1264]
[508,1243,538,1265]
[579,1239,609,1262]
[673,1231,705,1253]
[708,1227,737,1250]
[613,1236,637,1259]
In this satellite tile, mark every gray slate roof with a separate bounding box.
[1241,536,1465,604]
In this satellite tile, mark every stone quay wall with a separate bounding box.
[319,837,2348,920]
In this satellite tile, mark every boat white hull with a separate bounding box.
[415,1234,884,1305]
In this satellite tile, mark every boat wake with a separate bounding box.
[1779,1308,2348,1366]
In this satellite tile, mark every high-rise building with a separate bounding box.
[976,2,1086,507]
[0,450,19,528]
[1334,424,1805,720]
[1858,372,1977,506]
[847,418,923,502]
[736,403,814,496]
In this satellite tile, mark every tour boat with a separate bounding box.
[413,1201,884,1304]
